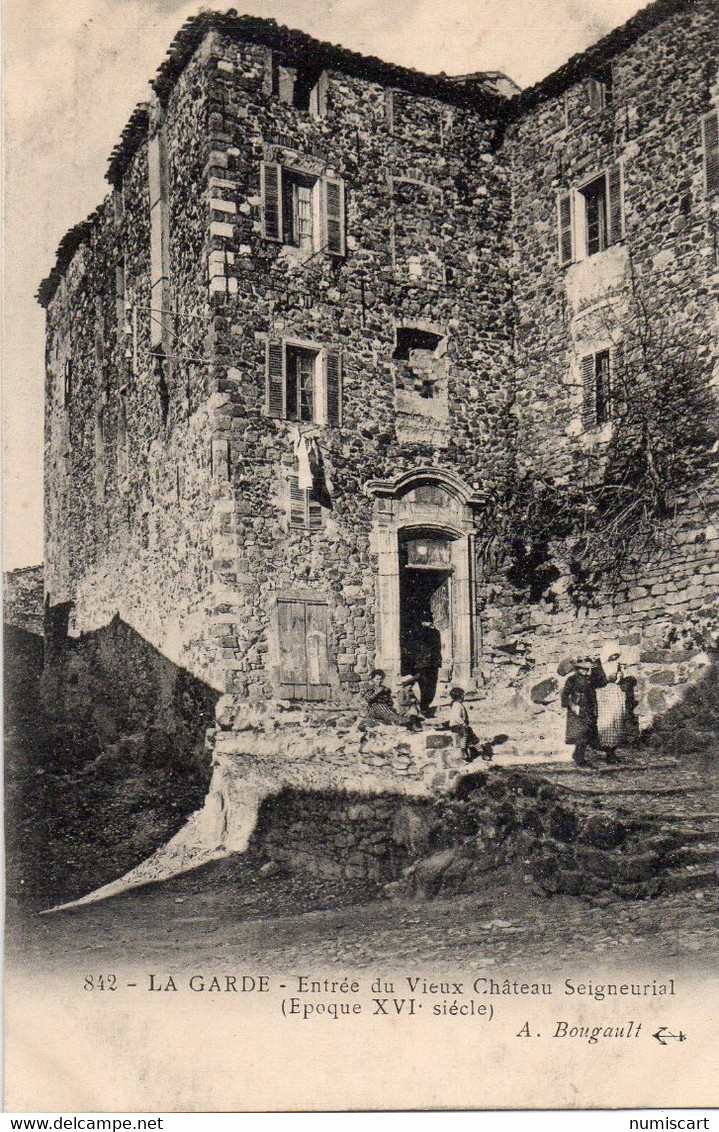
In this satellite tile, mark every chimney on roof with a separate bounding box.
[447,71,521,98]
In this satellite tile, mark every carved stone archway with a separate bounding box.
[365,468,484,690]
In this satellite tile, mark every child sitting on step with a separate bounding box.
[395,674,423,731]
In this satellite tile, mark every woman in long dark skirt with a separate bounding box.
[561,657,598,767]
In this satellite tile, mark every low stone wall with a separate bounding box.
[248,765,707,899]
[211,695,464,788]
[255,790,414,882]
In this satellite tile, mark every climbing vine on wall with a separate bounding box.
[478,270,718,607]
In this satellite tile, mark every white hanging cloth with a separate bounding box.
[295,433,314,490]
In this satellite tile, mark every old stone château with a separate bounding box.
[39,0,718,787]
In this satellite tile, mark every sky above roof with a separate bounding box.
[2,0,646,569]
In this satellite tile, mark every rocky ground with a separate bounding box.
[7,849,718,978]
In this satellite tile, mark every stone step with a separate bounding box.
[658,864,719,894]
[667,843,719,867]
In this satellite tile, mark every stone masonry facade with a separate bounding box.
[39,0,718,772]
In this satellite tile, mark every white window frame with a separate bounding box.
[261,162,345,257]
[558,164,624,266]
[285,338,322,424]
[265,337,342,427]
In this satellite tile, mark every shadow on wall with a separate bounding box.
[41,608,218,769]
[5,610,218,907]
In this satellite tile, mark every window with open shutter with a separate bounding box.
[557,191,573,266]
[610,342,623,417]
[702,110,719,195]
[324,347,342,426]
[323,176,346,256]
[308,71,328,119]
[266,339,285,418]
[594,349,612,424]
[581,348,615,429]
[606,163,624,245]
[261,161,283,241]
[277,598,331,700]
[581,354,596,428]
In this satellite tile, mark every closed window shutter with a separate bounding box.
[607,163,624,245]
[557,191,573,266]
[261,161,283,241]
[305,602,329,688]
[702,111,719,195]
[311,70,328,118]
[308,498,323,531]
[586,78,603,111]
[323,176,346,256]
[289,476,307,528]
[277,598,330,699]
[277,599,307,690]
[581,354,596,428]
[324,347,342,426]
[266,339,285,418]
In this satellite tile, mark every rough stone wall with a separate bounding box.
[3,567,44,636]
[474,0,719,728]
[506,0,718,477]
[471,483,719,739]
[39,6,719,758]
[43,45,219,689]
[197,34,514,698]
[249,766,703,897]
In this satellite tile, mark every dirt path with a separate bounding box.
[7,854,717,977]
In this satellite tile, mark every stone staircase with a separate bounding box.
[429,689,570,764]
[510,752,719,896]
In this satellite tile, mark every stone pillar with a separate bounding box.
[375,524,401,678]
[451,535,473,687]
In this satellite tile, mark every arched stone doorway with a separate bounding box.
[365,468,483,695]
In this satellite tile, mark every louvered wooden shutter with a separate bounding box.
[261,162,283,241]
[324,347,342,426]
[289,476,307,528]
[702,111,719,195]
[607,163,624,245]
[581,354,596,428]
[266,339,285,418]
[308,497,323,531]
[557,191,573,265]
[323,176,346,256]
